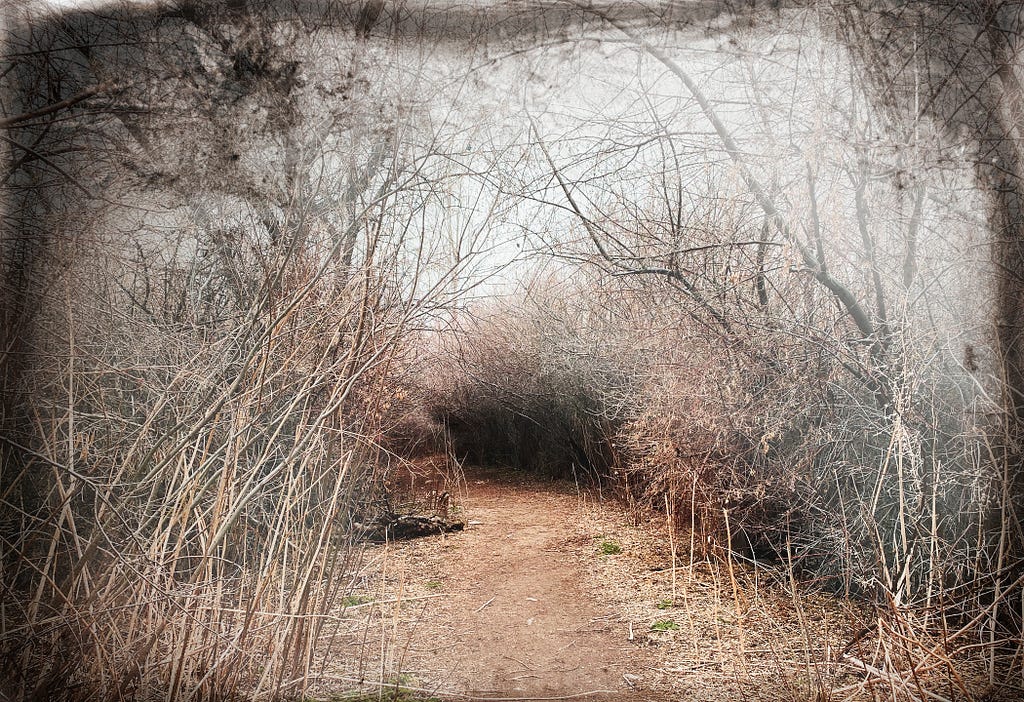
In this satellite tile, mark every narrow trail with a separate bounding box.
[341,469,665,700]
[418,474,641,698]
[335,467,868,702]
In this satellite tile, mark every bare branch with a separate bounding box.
[0,82,120,129]
[582,2,879,347]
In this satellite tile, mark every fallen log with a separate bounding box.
[363,513,465,542]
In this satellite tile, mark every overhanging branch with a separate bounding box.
[581,2,879,348]
[0,82,120,129]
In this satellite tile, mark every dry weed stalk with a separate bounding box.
[0,203,472,699]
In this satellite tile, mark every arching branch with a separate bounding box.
[580,2,880,352]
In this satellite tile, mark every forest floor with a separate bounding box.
[314,465,991,701]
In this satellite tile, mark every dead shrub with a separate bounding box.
[419,287,635,483]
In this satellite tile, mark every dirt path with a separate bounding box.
[414,474,643,698]
[336,469,664,700]
[328,467,984,702]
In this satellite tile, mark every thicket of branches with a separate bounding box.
[419,2,1024,694]
[418,282,637,481]
[3,0,1024,699]
[0,1,503,698]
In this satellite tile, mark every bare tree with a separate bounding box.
[0,1,518,698]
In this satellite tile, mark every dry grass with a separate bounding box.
[0,225,432,700]
[575,493,1021,702]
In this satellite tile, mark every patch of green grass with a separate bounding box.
[598,540,622,555]
[331,692,439,702]
[340,594,372,607]
[656,598,673,610]
[650,619,680,632]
